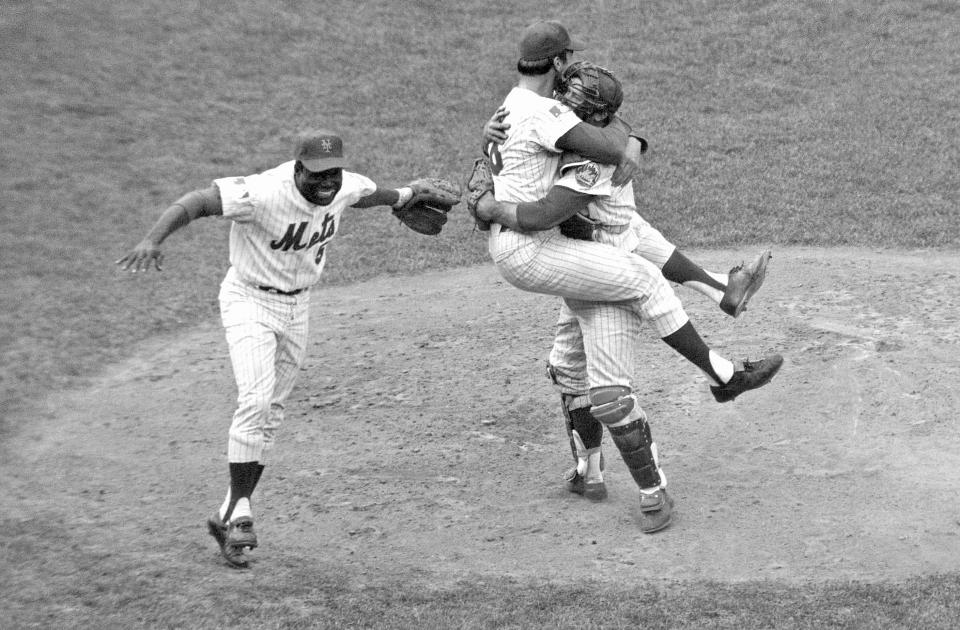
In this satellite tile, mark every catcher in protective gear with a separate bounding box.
[391,177,462,235]
[554,61,645,241]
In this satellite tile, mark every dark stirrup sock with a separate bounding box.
[661,250,725,289]
[224,461,260,522]
[661,321,724,384]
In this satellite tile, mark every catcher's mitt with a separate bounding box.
[392,177,461,236]
[465,157,495,231]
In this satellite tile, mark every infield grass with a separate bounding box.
[2,0,960,627]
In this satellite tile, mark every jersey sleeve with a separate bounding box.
[339,171,377,205]
[213,174,259,223]
[556,158,614,197]
[535,101,582,152]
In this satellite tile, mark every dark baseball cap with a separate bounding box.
[294,129,350,172]
[519,21,585,62]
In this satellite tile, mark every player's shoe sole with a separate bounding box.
[638,489,674,534]
[711,354,784,403]
[720,250,772,317]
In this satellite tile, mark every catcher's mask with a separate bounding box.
[557,61,623,123]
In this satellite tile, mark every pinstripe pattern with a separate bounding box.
[486,90,686,332]
[220,267,309,462]
[558,159,676,267]
[545,158,687,394]
[490,87,581,204]
[214,164,376,464]
[490,225,687,337]
[216,163,376,292]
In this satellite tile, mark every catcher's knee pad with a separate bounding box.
[561,395,603,450]
[589,386,636,426]
[607,416,663,490]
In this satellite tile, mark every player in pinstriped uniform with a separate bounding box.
[493,62,776,508]
[474,23,782,531]
[117,129,442,567]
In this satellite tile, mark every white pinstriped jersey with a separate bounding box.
[488,87,582,203]
[556,156,635,226]
[556,155,675,265]
[214,160,376,291]
[483,88,685,338]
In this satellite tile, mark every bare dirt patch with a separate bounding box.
[6,247,960,589]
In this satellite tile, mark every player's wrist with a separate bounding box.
[392,187,414,209]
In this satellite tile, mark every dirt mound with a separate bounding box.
[6,247,960,585]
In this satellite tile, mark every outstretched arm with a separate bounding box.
[115,186,223,272]
[352,186,405,209]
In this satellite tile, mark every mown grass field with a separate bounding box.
[2,0,959,627]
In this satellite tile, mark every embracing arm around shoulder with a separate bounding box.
[557,117,645,186]
[556,118,630,164]
[115,185,222,272]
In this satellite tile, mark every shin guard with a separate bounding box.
[561,395,604,461]
[606,417,663,490]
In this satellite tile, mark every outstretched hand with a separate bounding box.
[115,239,164,273]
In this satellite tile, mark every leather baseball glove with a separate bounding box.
[465,157,494,231]
[392,177,462,236]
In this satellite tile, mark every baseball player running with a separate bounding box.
[116,129,460,567]
[470,21,782,531]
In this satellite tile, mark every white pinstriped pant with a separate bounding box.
[598,214,677,269]
[488,224,687,339]
[547,214,685,397]
[219,267,310,463]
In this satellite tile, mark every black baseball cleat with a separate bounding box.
[564,467,608,501]
[720,250,772,318]
[209,514,258,569]
[638,489,674,534]
[207,512,248,568]
[711,354,783,403]
[207,512,227,549]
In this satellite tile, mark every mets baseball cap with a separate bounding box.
[519,21,585,62]
[294,129,350,172]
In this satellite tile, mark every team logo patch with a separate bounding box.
[574,162,600,188]
[549,104,566,118]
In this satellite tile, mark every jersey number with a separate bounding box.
[485,141,504,176]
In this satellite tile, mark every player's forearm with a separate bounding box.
[353,186,408,209]
[485,201,523,231]
[556,117,632,165]
[515,186,593,231]
[143,205,190,246]
[144,187,222,245]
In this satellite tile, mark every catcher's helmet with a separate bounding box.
[557,61,623,122]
